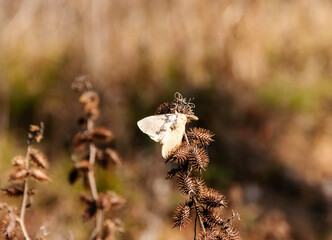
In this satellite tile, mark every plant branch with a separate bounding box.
[19,145,31,240]
[87,119,104,240]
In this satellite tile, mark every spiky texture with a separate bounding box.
[165,168,181,180]
[200,229,216,240]
[155,93,239,239]
[202,209,224,228]
[217,226,240,240]
[172,202,192,230]
[187,128,214,146]
[154,102,174,115]
[200,189,227,209]
[190,146,209,172]
[177,172,196,195]
[167,144,192,165]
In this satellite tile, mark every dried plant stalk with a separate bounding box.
[69,77,124,240]
[138,93,240,240]
[0,123,50,240]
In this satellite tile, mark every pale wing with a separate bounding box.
[137,114,178,143]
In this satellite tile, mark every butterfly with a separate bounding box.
[137,112,198,159]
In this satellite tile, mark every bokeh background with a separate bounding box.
[1,0,332,239]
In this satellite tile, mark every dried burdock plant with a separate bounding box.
[0,123,50,240]
[138,93,240,240]
[69,76,125,240]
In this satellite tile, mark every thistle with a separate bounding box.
[0,123,50,240]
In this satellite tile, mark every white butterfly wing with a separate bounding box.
[137,114,178,143]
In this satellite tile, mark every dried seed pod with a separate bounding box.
[200,189,227,209]
[202,208,224,228]
[75,160,92,172]
[89,127,113,144]
[9,168,29,182]
[78,117,88,128]
[96,149,122,169]
[190,146,209,172]
[154,102,174,115]
[79,91,100,110]
[28,122,44,144]
[172,202,192,230]
[11,155,25,168]
[187,128,214,146]
[104,148,122,166]
[79,194,95,205]
[177,172,196,195]
[72,132,89,150]
[167,143,192,164]
[68,168,79,184]
[29,169,50,182]
[165,168,181,180]
[1,213,18,240]
[217,226,240,240]
[98,191,125,211]
[100,219,116,240]
[192,178,206,198]
[82,200,97,221]
[29,148,49,169]
[200,229,216,240]
[1,185,24,197]
[72,75,92,92]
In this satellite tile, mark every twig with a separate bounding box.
[19,145,31,240]
[87,119,104,240]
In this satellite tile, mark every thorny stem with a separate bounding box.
[184,132,206,236]
[87,119,104,240]
[19,145,31,240]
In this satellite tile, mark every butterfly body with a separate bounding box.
[137,113,188,159]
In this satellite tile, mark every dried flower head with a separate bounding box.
[28,122,44,144]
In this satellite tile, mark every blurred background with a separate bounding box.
[1,0,332,239]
